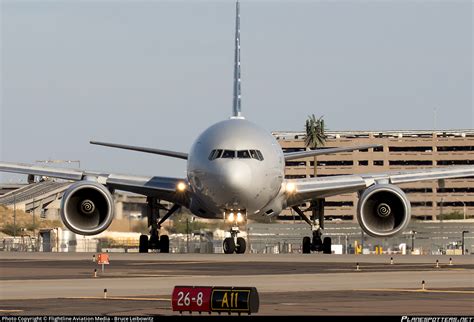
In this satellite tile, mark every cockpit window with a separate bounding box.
[249,150,264,161]
[249,150,258,159]
[237,150,251,158]
[209,149,264,161]
[222,150,236,158]
[208,149,223,160]
[208,150,216,160]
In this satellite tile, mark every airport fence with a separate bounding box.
[1,224,472,255]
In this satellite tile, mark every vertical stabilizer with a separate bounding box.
[232,1,242,118]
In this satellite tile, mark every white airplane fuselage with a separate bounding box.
[187,118,286,219]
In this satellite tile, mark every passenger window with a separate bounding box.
[237,150,251,158]
[256,150,264,161]
[249,150,258,159]
[222,150,236,158]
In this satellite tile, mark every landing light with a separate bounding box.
[237,212,243,222]
[176,182,187,192]
[228,212,235,222]
[286,182,296,194]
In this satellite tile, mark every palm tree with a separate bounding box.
[304,114,327,177]
[304,115,327,231]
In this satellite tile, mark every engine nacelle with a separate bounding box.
[60,181,114,235]
[357,184,411,238]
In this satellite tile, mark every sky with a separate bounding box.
[0,0,473,181]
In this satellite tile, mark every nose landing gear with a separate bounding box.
[223,211,247,254]
[223,227,247,254]
[223,236,236,254]
[293,198,332,254]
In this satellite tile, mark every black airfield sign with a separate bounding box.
[211,287,259,313]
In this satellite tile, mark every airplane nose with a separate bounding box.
[221,160,252,194]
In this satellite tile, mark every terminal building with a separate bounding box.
[274,129,474,221]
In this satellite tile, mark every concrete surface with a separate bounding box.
[0,253,473,315]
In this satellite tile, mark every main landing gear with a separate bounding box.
[139,197,180,253]
[222,211,247,254]
[293,198,332,254]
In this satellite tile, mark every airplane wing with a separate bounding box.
[90,141,188,160]
[0,161,190,206]
[284,144,381,161]
[286,166,474,206]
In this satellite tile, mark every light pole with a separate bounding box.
[439,197,444,222]
[32,198,36,233]
[186,218,190,253]
[345,234,349,255]
[13,194,17,238]
[410,230,417,254]
[462,231,469,255]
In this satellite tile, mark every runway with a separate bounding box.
[0,253,473,315]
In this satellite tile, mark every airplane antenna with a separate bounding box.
[232,1,242,118]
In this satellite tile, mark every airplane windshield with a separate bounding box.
[237,150,251,158]
[209,149,264,161]
[222,150,236,158]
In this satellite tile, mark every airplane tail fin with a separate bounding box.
[232,1,242,118]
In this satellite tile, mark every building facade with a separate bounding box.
[274,129,474,221]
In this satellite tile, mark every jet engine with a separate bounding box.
[60,181,114,235]
[357,184,411,238]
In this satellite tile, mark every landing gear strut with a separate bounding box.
[293,198,331,254]
[139,197,179,253]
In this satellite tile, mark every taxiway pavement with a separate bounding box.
[0,253,473,315]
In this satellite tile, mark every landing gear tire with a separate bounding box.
[323,237,332,254]
[139,235,149,253]
[312,236,322,252]
[223,238,236,254]
[235,237,246,254]
[302,236,311,254]
[159,235,170,253]
[149,234,160,250]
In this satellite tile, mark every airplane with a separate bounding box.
[1,1,473,254]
